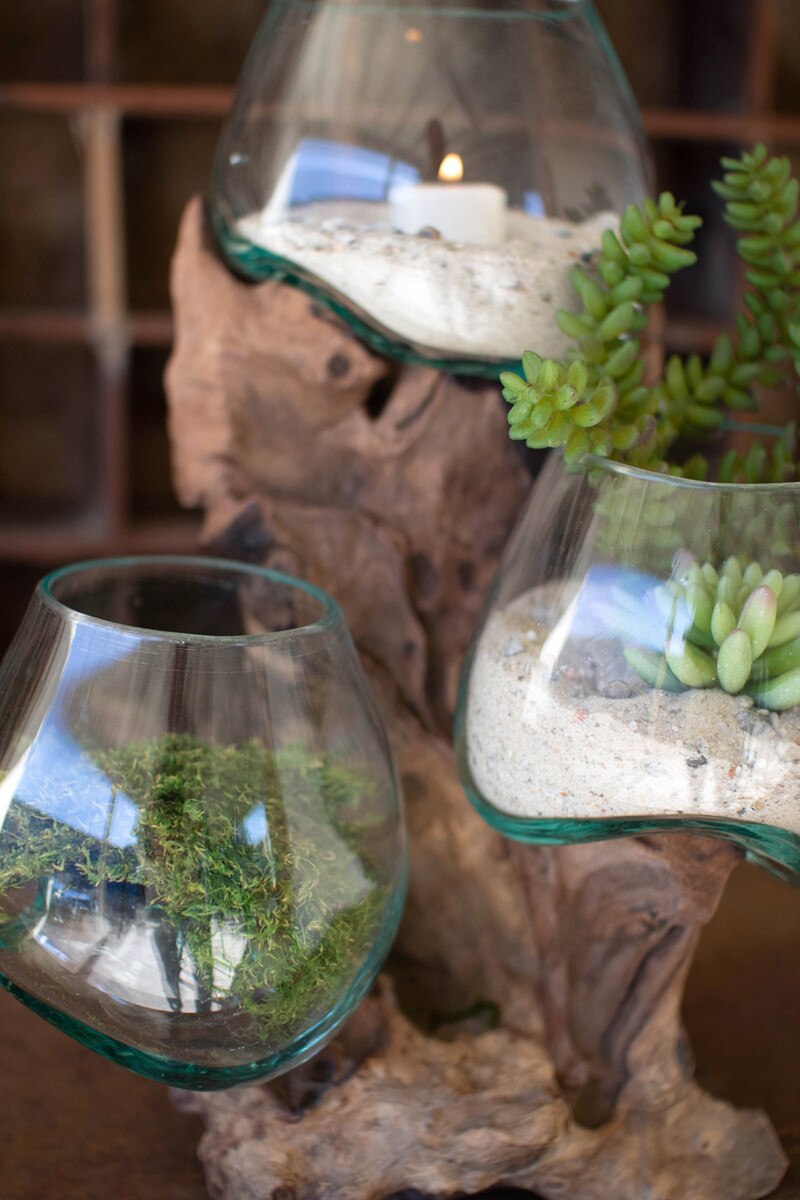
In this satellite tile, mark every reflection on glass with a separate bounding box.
[456,455,800,882]
[212,0,651,373]
[0,557,406,1088]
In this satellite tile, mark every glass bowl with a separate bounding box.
[212,0,651,375]
[455,453,800,882]
[0,557,406,1088]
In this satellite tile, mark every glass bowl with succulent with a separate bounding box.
[456,145,800,881]
[0,558,406,1088]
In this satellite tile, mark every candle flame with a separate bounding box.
[438,153,464,183]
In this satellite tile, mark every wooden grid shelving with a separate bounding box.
[0,0,797,567]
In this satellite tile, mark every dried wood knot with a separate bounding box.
[327,353,350,380]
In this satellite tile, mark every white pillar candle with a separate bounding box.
[390,154,508,246]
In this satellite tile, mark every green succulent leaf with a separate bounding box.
[717,629,753,695]
[739,585,778,659]
[767,610,800,648]
[747,668,800,712]
[503,145,800,482]
[758,635,800,679]
[711,601,737,646]
[614,559,800,711]
[665,637,717,689]
[623,646,687,693]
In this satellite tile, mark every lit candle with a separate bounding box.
[389,154,508,246]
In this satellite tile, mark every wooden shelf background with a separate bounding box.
[0,0,799,574]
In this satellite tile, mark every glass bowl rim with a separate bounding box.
[38,555,344,645]
[269,1,588,21]
[583,452,800,495]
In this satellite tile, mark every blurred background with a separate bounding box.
[1,0,800,644]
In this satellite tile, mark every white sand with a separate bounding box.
[237,203,616,361]
[466,587,800,836]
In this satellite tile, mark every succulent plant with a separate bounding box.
[623,558,800,711]
[501,145,800,481]
[502,147,800,713]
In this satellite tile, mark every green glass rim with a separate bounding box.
[38,555,344,646]
[453,649,800,883]
[583,451,800,495]
[463,780,800,885]
[0,872,408,1090]
[453,710,800,883]
[211,210,520,379]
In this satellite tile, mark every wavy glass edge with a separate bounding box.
[39,553,343,645]
[0,876,407,1090]
[454,696,800,886]
[213,212,519,379]
[453,452,800,886]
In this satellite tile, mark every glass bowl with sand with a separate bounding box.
[455,453,800,881]
[212,0,650,375]
[0,557,406,1088]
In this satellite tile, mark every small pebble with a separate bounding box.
[502,636,524,658]
[686,753,708,769]
[770,712,782,733]
[628,721,639,732]
[737,711,764,735]
[737,695,755,709]
[598,679,632,700]
[526,629,537,641]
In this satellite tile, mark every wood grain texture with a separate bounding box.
[163,198,788,1200]
[0,863,797,1199]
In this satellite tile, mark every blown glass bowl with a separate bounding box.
[456,453,800,883]
[212,0,650,374]
[0,557,406,1088]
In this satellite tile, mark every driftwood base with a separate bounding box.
[176,980,782,1200]
[165,199,788,1200]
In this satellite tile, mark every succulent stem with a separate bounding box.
[503,146,800,483]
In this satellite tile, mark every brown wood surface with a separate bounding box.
[0,864,797,1200]
[6,82,800,146]
[153,200,797,1199]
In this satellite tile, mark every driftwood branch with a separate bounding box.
[165,198,787,1200]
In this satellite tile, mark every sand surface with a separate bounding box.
[237,203,616,361]
[466,586,800,836]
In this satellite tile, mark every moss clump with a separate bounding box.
[0,735,392,1042]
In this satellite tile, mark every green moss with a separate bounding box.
[0,735,391,1042]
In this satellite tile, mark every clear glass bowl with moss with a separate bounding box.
[455,453,800,883]
[0,557,406,1089]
